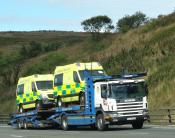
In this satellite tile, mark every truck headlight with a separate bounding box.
[143,109,148,115]
[108,113,119,118]
[139,109,148,115]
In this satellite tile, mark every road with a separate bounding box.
[0,125,175,138]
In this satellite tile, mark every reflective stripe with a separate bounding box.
[53,82,85,97]
[16,91,41,105]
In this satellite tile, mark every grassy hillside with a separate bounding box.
[1,13,175,113]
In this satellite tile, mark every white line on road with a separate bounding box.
[10,134,23,138]
[0,125,11,128]
[129,132,149,135]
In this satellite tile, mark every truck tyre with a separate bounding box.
[96,114,108,131]
[61,115,69,131]
[17,120,24,129]
[17,122,22,129]
[23,120,28,129]
[19,104,24,113]
[132,120,144,129]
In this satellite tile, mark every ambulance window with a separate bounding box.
[32,82,37,92]
[54,74,63,86]
[17,84,24,95]
[73,71,80,83]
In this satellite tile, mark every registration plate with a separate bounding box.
[127,117,136,120]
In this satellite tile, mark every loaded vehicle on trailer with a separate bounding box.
[16,74,54,113]
[53,62,106,107]
[11,70,148,131]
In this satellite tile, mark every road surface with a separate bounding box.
[0,125,174,138]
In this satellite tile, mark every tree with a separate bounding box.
[28,41,42,57]
[117,11,148,32]
[81,15,114,40]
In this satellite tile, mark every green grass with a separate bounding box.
[24,52,68,75]
[1,13,175,113]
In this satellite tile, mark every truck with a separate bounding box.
[16,74,54,113]
[11,70,148,131]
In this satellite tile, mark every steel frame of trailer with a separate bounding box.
[10,71,147,129]
[10,71,99,128]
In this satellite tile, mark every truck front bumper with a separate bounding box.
[104,113,149,125]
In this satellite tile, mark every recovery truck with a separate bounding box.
[10,71,148,131]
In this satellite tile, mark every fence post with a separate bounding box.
[168,109,172,123]
[147,115,150,123]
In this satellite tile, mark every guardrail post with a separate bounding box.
[168,109,172,124]
[147,115,150,123]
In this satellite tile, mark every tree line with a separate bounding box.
[81,11,148,39]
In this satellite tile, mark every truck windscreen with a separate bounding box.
[36,81,53,90]
[79,70,106,80]
[109,82,147,99]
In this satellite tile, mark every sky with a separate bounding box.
[0,0,175,31]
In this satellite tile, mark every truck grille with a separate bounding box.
[117,102,143,117]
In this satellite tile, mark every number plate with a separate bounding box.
[127,117,136,120]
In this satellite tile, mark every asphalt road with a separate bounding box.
[0,125,175,138]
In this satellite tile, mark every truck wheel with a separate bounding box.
[132,120,144,129]
[17,121,24,129]
[19,105,23,113]
[96,114,108,131]
[61,115,69,131]
[23,120,28,129]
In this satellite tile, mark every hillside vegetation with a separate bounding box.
[0,13,175,113]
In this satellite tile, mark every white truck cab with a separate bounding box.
[93,77,148,129]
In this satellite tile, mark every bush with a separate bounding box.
[43,42,62,52]
[117,11,148,32]
[143,12,175,32]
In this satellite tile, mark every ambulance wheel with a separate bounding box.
[19,104,24,113]
[17,121,24,129]
[23,120,28,129]
[57,97,62,107]
[61,115,69,131]
[96,114,108,131]
[79,93,85,105]
[35,101,41,110]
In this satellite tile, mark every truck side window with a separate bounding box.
[73,71,80,83]
[17,84,24,95]
[54,74,63,86]
[101,85,107,98]
[32,82,37,92]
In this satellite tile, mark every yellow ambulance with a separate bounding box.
[16,74,54,113]
[53,62,106,107]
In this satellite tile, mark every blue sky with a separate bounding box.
[0,0,175,31]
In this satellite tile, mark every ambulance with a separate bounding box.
[53,62,106,106]
[16,74,54,113]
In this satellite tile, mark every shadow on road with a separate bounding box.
[27,125,151,131]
